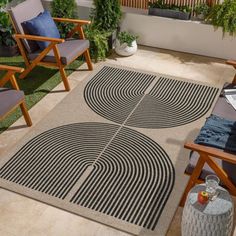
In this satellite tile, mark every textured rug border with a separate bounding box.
[93,63,221,90]
[0,145,166,236]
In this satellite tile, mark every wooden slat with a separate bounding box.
[120,0,216,14]
[53,17,91,25]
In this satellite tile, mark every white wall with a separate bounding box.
[43,0,92,20]
[120,12,236,59]
[75,0,92,20]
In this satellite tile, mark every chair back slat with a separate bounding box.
[9,0,44,53]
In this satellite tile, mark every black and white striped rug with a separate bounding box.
[0,65,219,235]
[0,123,175,232]
[84,66,219,128]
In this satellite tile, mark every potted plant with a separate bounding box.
[206,0,236,36]
[52,0,77,38]
[84,24,110,62]
[0,0,18,57]
[115,31,138,57]
[148,0,191,20]
[91,0,122,49]
[194,3,210,21]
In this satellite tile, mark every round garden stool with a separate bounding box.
[182,184,234,236]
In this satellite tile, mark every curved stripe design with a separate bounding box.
[126,77,219,128]
[70,126,175,230]
[0,122,175,231]
[0,123,118,199]
[84,66,219,128]
[84,66,156,124]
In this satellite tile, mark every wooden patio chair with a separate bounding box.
[226,60,236,84]
[180,87,236,206]
[9,0,93,91]
[0,65,32,127]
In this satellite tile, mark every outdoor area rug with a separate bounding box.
[0,64,219,235]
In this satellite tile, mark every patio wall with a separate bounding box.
[120,10,236,59]
[42,0,92,20]
[43,0,236,59]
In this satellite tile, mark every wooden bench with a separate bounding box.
[180,63,236,206]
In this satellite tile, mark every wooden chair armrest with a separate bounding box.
[0,65,23,73]
[0,65,23,89]
[184,142,236,164]
[14,34,65,43]
[53,17,91,25]
[226,60,236,68]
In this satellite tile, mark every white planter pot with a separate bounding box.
[115,40,138,57]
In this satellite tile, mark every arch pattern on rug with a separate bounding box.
[84,66,219,128]
[71,125,175,230]
[84,66,156,125]
[0,122,175,230]
[0,123,117,199]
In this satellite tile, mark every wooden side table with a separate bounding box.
[182,184,234,236]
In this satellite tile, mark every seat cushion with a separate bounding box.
[0,88,24,119]
[28,39,89,65]
[9,0,44,53]
[22,10,60,50]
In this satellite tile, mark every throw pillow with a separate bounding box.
[22,10,60,50]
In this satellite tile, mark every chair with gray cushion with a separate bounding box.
[180,85,236,205]
[0,65,32,127]
[9,0,93,91]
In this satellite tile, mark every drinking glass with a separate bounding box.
[205,175,220,200]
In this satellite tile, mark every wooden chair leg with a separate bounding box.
[206,157,236,195]
[52,45,71,91]
[19,64,34,79]
[0,71,14,87]
[59,67,70,91]
[84,49,93,71]
[179,155,206,207]
[20,101,32,127]
[19,43,56,79]
[232,74,236,85]
[10,74,20,90]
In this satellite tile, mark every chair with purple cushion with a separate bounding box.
[0,65,32,127]
[9,0,93,91]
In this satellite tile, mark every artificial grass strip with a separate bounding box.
[0,56,83,133]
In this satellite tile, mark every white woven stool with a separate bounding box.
[182,184,234,236]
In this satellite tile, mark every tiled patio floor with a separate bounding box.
[0,46,235,236]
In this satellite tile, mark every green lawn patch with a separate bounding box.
[0,56,83,133]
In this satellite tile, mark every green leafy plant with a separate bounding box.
[84,0,122,62]
[207,0,236,36]
[148,0,191,13]
[194,3,210,17]
[0,0,16,46]
[91,0,122,32]
[118,31,138,47]
[51,0,77,38]
[84,24,109,62]
[148,0,168,9]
